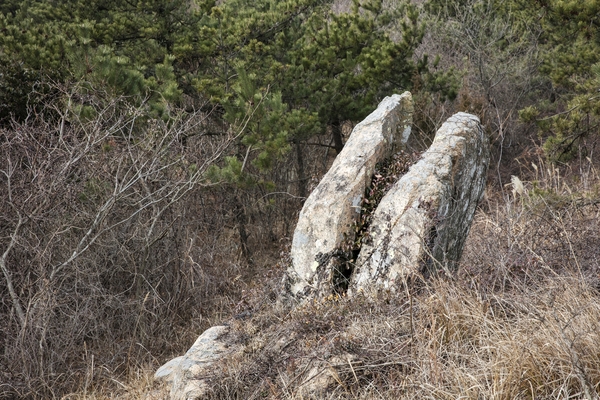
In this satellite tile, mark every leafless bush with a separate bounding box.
[0,76,335,398]
[417,0,547,186]
[0,84,254,398]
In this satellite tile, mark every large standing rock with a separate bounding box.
[350,112,489,293]
[288,92,413,297]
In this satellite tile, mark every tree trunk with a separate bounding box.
[332,122,344,154]
[234,194,252,264]
[295,141,307,199]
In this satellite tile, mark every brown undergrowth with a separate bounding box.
[182,275,600,399]
[106,157,600,399]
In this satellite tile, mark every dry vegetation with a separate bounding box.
[2,1,600,398]
[0,87,325,399]
[4,60,600,400]
[3,95,599,400]
[103,156,600,400]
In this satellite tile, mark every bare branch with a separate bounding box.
[0,163,26,327]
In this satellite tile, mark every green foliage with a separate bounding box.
[224,70,290,170]
[522,0,600,160]
[0,0,198,121]
[1,0,434,180]
[537,61,600,160]
[427,0,600,162]
[193,0,429,182]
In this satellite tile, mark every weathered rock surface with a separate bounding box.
[155,325,234,400]
[288,92,413,297]
[350,112,489,292]
[157,108,489,400]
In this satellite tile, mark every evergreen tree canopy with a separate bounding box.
[534,0,600,159]
[427,0,600,161]
[193,0,431,180]
[1,0,431,177]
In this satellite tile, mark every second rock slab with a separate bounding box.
[155,325,235,400]
[351,112,489,292]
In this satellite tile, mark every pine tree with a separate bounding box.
[196,0,430,183]
[533,0,600,160]
[0,0,203,121]
[1,0,435,171]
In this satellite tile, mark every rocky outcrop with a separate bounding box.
[288,92,413,297]
[350,112,488,292]
[156,104,490,400]
[154,325,234,400]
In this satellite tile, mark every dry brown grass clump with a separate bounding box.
[167,158,600,400]
[184,271,599,399]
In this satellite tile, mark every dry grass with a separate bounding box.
[189,271,600,399]
[147,157,600,400]
[23,137,600,399]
